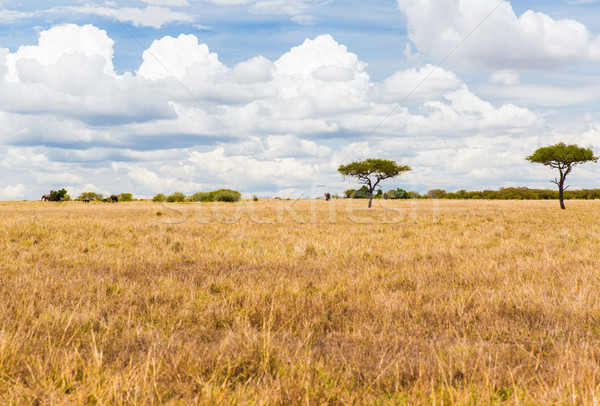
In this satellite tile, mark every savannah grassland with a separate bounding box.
[1,199,600,405]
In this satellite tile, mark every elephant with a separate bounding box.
[383,192,388,200]
[324,192,331,201]
[83,199,90,203]
[41,194,51,201]
[110,195,118,203]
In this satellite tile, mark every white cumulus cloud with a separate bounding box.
[397,0,600,70]
[0,184,27,200]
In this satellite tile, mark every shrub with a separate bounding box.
[387,188,409,199]
[191,192,213,202]
[49,189,68,202]
[352,186,371,199]
[427,189,447,199]
[191,189,241,202]
[118,193,134,202]
[152,193,166,202]
[212,189,241,201]
[344,189,356,198]
[253,195,259,202]
[77,192,103,201]
[167,192,187,203]
[214,191,241,202]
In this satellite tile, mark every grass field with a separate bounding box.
[1,199,600,404]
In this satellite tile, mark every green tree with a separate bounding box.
[343,189,356,198]
[338,159,411,208]
[118,193,134,202]
[426,189,447,199]
[526,142,598,209]
[387,188,409,199]
[77,192,103,201]
[167,192,187,203]
[49,189,68,202]
[214,190,241,202]
[152,193,166,202]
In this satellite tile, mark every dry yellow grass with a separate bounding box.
[1,199,600,404]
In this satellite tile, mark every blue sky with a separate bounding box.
[1,0,600,199]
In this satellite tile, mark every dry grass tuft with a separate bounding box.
[1,199,600,404]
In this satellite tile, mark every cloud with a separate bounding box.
[370,65,463,104]
[55,5,193,28]
[0,184,27,200]
[488,71,521,86]
[5,24,115,81]
[397,0,600,70]
[206,0,320,24]
[0,26,563,200]
[140,0,190,6]
[0,9,37,23]
[0,25,175,126]
[137,34,225,81]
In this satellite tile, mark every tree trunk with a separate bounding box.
[558,182,565,210]
[558,173,566,210]
[368,194,373,208]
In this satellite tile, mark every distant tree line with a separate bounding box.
[344,186,413,199]
[340,186,600,200]
[76,192,134,202]
[421,187,600,200]
[153,189,242,203]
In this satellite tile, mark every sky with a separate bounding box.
[1,0,600,200]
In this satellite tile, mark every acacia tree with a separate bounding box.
[338,159,411,208]
[526,142,597,210]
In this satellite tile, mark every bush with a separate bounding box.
[191,192,212,202]
[152,193,166,202]
[352,186,371,199]
[214,191,241,202]
[167,192,187,203]
[49,189,68,202]
[387,188,410,199]
[427,189,447,199]
[212,189,241,201]
[77,192,103,201]
[253,195,259,202]
[118,193,134,202]
[344,189,356,198]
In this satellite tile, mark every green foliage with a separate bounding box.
[408,191,421,199]
[192,192,213,202]
[167,192,187,203]
[338,158,411,207]
[352,186,371,199]
[338,159,411,183]
[526,142,598,209]
[77,192,103,201]
[433,187,600,200]
[158,189,242,203]
[49,189,68,202]
[526,142,598,168]
[344,189,356,198]
[152,193,166,202]
[253,195,259,202]
[427,189,447,199]
[214,191,241,202]
[386,188,409,199]
[212,189,241,201]
[118,193,134,202]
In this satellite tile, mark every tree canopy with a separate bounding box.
[338,159,411,207]
[526,142,597,209]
